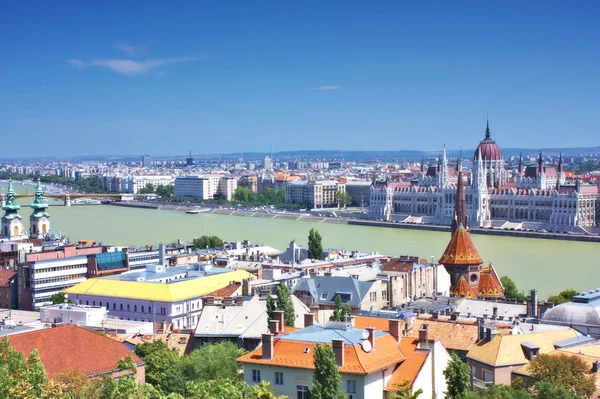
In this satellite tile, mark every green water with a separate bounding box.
[2,181,599,298]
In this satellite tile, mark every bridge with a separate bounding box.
[4,193,149,206]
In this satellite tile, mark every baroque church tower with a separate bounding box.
[1,178,26,240]
[29,176,51,239]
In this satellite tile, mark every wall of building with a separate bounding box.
[411,341,451,399]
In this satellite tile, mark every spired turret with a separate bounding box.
[30,177,50,239]
[1,178,26,240]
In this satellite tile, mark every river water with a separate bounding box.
[2,181,599,298]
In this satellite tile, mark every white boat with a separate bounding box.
[186,208,211,214]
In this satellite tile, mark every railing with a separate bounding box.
[472,377,493,390]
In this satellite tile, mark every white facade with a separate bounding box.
[25,256,89,309]
[284,181,346,208]
[174,175,232,200]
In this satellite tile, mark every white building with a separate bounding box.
[284,180,346,208]
[64,267,254,330]
[174,175,237,200]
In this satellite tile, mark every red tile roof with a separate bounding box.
[0,270,16,287]
[386,338,428,390]
[438,226,483,266]
[6,325,144,377]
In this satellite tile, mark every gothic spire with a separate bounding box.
[451,170,468,234]
[558,152,564,173]
[456,150,463,173]
[538,151,543,173]
[485,119,491,140]
[518,152,523,174]
[421,155,425,173]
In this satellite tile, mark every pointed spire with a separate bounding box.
[485,119,491,139]
[558,152,563,173]
[421,155,425,173]
[538,151,543,173]
[518,152,523,174]
[456,150,463,173]
[451,170,468,234]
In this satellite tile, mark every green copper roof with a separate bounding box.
[2,178,21,214]
[30,177,49,212]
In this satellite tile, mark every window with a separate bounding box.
[120,304,123,311]
[347,380,356,393]
[321,292,329,300]
[92,301,95,306]
[296,385,310,399]
[134,305,137,312]
[127,304,130,311]
[275,372,283,385]
[141,306,144,313]
[252,369,261,382]
[113,303,116,310]
[86,300,89,305]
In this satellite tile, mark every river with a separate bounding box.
[2,181,599,298]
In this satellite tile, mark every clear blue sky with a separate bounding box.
[1,1,599,157]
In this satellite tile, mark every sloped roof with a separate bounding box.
[452,276,478,298]
[408,319,479,352]
[478,265,504,298]
[467,329,579,367]
[64,270,254,302]
[238,325,406,375]
[6,325,144,377]
[385,338,428,390]
[0,270,16,287]
[439,226,483,266]
[292,276,374,308]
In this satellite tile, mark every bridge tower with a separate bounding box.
[30,177,50,239]
[1,178,26,240]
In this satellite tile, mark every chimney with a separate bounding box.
[273,310,285,332]
[492,306,498,317]
[530,289,538,317]
[205,296,215,305]
[332,339,345,367]
[260,290,270,299]
[242,279,251,296]
[450,312,459,321]
[431,311,439,320]
[485,327,492,342]
[262,333,273,360]
[223,296,233,305]
[304,313,314,327]
[419,324,429,346]
[592,360,599,373]
[389,319,401,343]
[478,321,485,341]
[366,326,376,349]
[269,320,279,335]
[234,296,244,305]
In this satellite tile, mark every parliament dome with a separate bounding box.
[474,121,502,161]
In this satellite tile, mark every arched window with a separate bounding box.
[127,304,130,311]
[113,303,116,310]
[134,305,137,312]
[120,304,123,311]
[141,306,144,313]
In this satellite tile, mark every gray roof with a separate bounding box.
[542,299,600,327]
[292,276,374,308]
[280,324,386,345]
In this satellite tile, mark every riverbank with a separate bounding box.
[109,201,600,243]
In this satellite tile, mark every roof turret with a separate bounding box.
[2,178,21,218]
[30,176,49,218]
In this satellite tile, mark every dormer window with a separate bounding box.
[321,292,329,300]
[303,347,310,354]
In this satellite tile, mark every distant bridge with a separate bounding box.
[6,193,149,206]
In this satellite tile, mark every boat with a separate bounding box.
[186,208,211,214]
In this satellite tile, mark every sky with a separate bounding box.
[1,1,599,157]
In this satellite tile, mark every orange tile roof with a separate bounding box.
[386,338,428,390]
[6,325,144,377]
[0,269,16,287]
[452,275,478,298]
[408,319,479,352]
[478,265,504,298]
[238,333,406,375]
[202,282,242,299]
[438,226,483,266]
[354,316,402,332]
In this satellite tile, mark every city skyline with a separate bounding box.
[2,1,599,157]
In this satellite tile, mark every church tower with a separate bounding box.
[29,177,50,239]
[1,178,26,240]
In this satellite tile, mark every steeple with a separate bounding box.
[30,176,49,216]
[456,150,463,173]
[518,153,523,174]
[558,152,564,173]
[29,175,50,239]
[440,145,449,188]
[2,178,20,213]
[2,177,25,240]
[420,155,425,174]
[538,151,543,174]
[451,170,468,233]
[485,119,491,140]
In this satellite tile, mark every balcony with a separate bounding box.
[472,377,493,390]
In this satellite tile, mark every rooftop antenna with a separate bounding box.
[269,144,272,159]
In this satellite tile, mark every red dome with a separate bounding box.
[473,121,502,161]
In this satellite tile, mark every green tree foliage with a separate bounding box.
[547,288,579,305]
[312,343,344,399]
[443,352,471,399]
[232,187,287,206]
[138,183,156,194]
[192,235,224,249]
[329,295,352,322]
[266,294,276,327]
[0,338,50,399]
[464,381,580,399]
[392,380,423,399]
[134,340,182,394]
[308,228,323,260]
[50,292,72,305]
[533,381,579,399]
[528,353,596,399]
[500,276,528,302]
[276,283,296,327]
[155,184,175,199]
[182,341,247,382]
[335,191,352,208]
[186,379,247,399]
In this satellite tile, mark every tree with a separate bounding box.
[276,283,296,327]
[443,352,471,399]
[138,183,156,195]
[182,341,247,382]
[335,191,352,208]
[50,292,72,305]
[156,184,174,199]
[266,295,276,327]
[312,343,344,399]
[528,353,596,399]
[192,235,224,249]
[134,339,182,394]
[307,229,323,260]
[463,384,530,399]
[500,276,528,302]
[329,295,352,322]
[249,381,289,399]
[186,378,247,399]
[547,288,579,305]
[392,380,423,399]
[533,381,579,399]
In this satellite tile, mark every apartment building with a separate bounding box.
[174,175,237,200]
[284,180,346,208]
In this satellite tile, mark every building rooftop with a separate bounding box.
[64,269,254,302]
